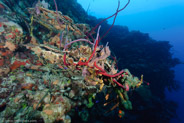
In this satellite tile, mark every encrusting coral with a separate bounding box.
[0,0,149,122]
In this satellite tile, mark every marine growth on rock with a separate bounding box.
[0,0,146,122]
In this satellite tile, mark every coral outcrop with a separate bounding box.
[0,0,145,122]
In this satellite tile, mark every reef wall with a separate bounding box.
[0,0,180,122]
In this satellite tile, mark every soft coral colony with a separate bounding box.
[0,0,145,122]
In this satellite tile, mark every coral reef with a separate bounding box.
[0,0,145,122]
[0,0,180,122]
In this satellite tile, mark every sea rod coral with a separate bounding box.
[0,0,147,122]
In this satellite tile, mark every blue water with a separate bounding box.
[166,64,184,123]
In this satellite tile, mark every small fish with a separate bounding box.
[119,110,122,114]
[118,110,123,118]
[105,94,109,100]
